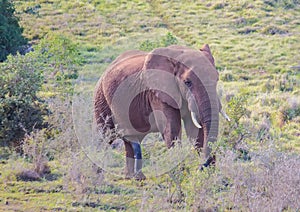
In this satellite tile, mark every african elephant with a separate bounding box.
[94,44,229,180]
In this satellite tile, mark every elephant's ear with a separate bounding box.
[142,50,182,109]
[200,44,215,67]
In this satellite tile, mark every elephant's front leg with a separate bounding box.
[154,106,181,148]
[124,140,135,179]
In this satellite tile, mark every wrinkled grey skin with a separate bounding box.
[94,44,226,180]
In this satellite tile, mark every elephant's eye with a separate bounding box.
[184,79,192,88]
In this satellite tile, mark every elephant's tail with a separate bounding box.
[94,80,116,144]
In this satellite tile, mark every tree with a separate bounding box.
[0,0,27,62]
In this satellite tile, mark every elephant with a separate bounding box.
[94,44,230,180]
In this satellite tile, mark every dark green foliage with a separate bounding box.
[0,0,27,62]
[0,33,81,147]
[0,54,47,147]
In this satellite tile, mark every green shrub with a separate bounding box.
[0,0,27,62]
[222,95,249,149]
[227,95,248,125]
[0,54,47,147]
[34,33,81,96]
[0,33,81,148]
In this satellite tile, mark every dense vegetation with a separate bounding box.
[0,0,27,61]
[0,33,80,147]
[0,0,299,211]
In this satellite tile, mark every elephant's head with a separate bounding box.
[143,44,220,162]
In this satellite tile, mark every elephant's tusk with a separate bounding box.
[191,112,202,128]
[220,110,231,122]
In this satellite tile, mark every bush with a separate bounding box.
[0,33,81,148]
[220,95,251,155]
[188,144,300,211]
[0,0,27,62]
[0,54,47,147]
[34,33,81,95]
[227,95,248,125]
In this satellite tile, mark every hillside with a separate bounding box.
[15,0,299,149]
[0,0,299,210]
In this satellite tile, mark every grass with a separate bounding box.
[0,0,299,210]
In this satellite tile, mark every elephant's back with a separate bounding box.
[100,52,147,104]
[110,50,146,67]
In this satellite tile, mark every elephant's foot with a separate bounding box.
[134,171,146,181]
[124,157,146,180]
[199,156,216,171]
[124,172,134,179]
[125,170,146,180]
[124,157,135,179]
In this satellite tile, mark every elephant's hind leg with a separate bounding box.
[124,140,135,179]
[124,139,146,180]
[94,84,115,143]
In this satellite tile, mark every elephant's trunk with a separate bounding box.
[201,106,219,160]
[190,90,219,161]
